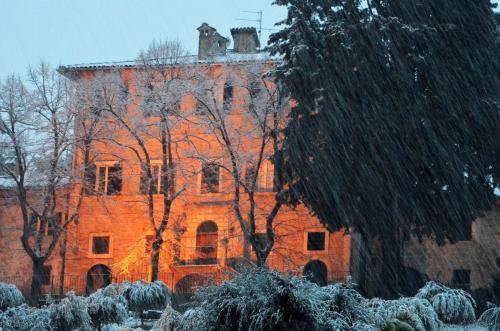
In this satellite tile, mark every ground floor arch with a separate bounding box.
[86,264,111,294]
[303,260,328,286]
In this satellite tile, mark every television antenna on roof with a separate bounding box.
[237,10,277,40]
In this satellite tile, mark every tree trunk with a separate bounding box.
[377,228,404,298]
[58,230,68,296]
[30,258,45,302]
[150,236,162,282]
[255,250,270,269]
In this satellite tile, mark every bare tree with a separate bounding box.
[0,63,98,299]
[102,39,193,281]
[191,63,289,267]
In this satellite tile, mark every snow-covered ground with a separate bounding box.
[1,275,498,331]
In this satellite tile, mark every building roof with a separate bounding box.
[58,51,281,74]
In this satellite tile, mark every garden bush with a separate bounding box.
[181,269,356,331]
[477,305,500,330]
[87,288,129,330]
[416,281,476,325]
[0,283,24,311]
[367,297,440,331]
[430,290,476,324]
[152,305,181,331]
[0,304,52,331]
[123,280,171,316]
[48,292,92,331]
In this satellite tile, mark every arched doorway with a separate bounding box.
[195,221,218,264]
[174,273,209,309]
[303,260,328,286]
[86,264,111,294]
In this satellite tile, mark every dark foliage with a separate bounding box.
[269,0,500,297]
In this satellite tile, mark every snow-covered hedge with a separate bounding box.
[48,292,92,331]
[176,273,481,330]
[0,304,52,331]
[87,288,129,330]
[180,270,358,331]
[416,281,476,325]
[477,305,500,330]
[0,277,491,330]
[431,290,476,324]
[0,283,24,311]
[152,305,181,331]
[123,281,171,316]
[368,297,441,331]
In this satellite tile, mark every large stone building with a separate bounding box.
[0,24,351,298]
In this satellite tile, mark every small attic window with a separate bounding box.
[204,30,209,36]
[218,40,223,47]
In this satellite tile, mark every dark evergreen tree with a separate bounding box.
[269,0,499,297]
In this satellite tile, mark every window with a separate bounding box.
[90,163,122,195]
[201,163,220,193]
[249,81,261,111]
[47,212,63,236]
[40,265,52,286]
[92,236,110,255]
[451,269,471,288]
[223,82,233,111]
[307,232,326,251]
[249,81,261,99]
[140,164,162,194]
[195,221,218,264]
[244,163,258,191]
[257,159,276,192]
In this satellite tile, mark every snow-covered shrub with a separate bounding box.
[182,269,352,331]
[123,280,171,316]
[152,305,181,331]
[48,292,92,331]
[477,305,500,330]
[382,317,415,331]
[0,304,52,331]
[314,282,369,324]
[101,281,132,297]
[0,283,24,311]
[87,288,129,330]
[176,307,214,331]
[351,321,379,331]
[415,281,476,325]
[367,297,440,331]
[415,281,448,301]
[430,289,476,324]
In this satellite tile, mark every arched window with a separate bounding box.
[303,260,328,286]
[195,221,218,264]
[86,264,112,294]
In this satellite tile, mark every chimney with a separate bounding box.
[230,27,260,53]
[197,23,229,59]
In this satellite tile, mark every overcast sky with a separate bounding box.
[0,0,499,79]
[0,0,287,78]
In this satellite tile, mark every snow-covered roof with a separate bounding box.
[58,51,282,73]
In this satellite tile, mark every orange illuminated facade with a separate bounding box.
[0,24,351,297]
